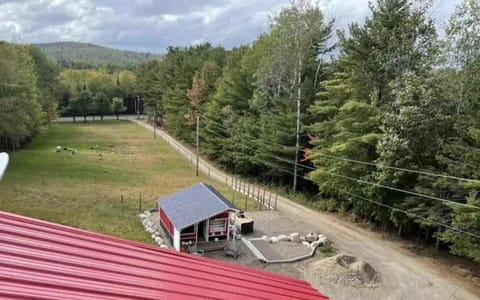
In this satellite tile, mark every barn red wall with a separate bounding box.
[159,208,174,237]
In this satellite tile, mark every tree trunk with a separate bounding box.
[93,115,95,121]
[435,228,442,250]
[83,115,87,123]
[72,116,76,122]
[101,115,104,121]
[397,225,402,237]
[116,113,119,120]
[425,227,429,245]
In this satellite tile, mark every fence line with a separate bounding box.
[132,119,276,211]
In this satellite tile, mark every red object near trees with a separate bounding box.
[0,211,328,300]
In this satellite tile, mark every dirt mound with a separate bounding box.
[309,254,381,288]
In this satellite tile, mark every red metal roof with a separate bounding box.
[0,211,328,300]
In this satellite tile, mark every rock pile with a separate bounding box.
[310,254,381,288]
[139,210,168,248]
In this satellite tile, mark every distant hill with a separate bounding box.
[33,41,162,71]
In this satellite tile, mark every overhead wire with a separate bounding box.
[273,155,480,211]
[249,153,480,240]
[196,127,480,239]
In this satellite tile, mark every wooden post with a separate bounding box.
[262,188,266,206]
[139,194,142,212]
[195,116,199,177]
[121,195,124,212]
[257,184,261,202]
[268,191,272,208]
[153,107,156,138]
[275,194,278,210]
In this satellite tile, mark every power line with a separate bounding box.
[274,155,480,211]
[339,190,480,240]
[312,152,480,184]
[256,137,480,184]
[224,141,480,212]
[205,124,480,184]
[252,155,480,240]
[214,143,480,240]
[253,135,480,184]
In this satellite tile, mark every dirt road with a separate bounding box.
[133,119,479,300]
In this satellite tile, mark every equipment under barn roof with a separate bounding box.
[0,210,328,299]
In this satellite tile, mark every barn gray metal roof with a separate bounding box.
[158,183,238,230]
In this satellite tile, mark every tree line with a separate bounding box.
[58,69,136,121]
[136,0,480,262]
[0,42,58,151]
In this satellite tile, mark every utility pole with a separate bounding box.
[136,96,140,119]
[153,107,156,138]
[195,115,200,176]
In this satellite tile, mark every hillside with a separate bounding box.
[33,41,162,70]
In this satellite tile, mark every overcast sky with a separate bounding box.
[0,0,460,54]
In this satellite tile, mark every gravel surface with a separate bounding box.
[250,239,312,261]
[309,254,381,288]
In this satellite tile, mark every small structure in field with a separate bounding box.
[158,183,239,251]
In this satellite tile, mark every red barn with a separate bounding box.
[159,183,238,250]
[0,210,329,299]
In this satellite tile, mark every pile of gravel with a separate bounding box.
[310,254,381,288]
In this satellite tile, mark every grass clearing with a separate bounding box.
[0,120,261,243]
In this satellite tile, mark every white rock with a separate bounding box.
[317,236,328,245]
[278,234,289,241]
[155,231,161,236]
[270,237,279,243]
[306,232,318,243]
[160,245,168,248]
[151,234,156,239]
[155,237,163,244]
[310,240,321,249]
[144,210,150,215]
[289,233,300,242]
[262,235,269,242]
[302,241,310,246]
[300,236,306,242]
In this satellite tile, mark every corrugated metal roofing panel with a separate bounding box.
[158,183,238,230]
[0,211,328,300]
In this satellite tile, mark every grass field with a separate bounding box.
[0,120,260,243]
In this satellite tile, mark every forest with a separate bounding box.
[35,41,162,71]
[136,0,480,262]
[0,0,479,263]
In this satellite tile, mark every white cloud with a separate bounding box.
[0,0,461,53]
